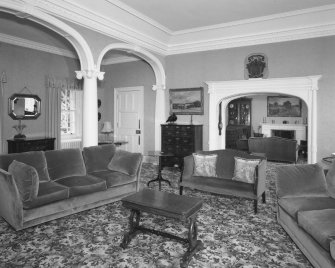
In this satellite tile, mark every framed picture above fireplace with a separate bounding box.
[267,96,301,117]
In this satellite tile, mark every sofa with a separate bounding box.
[248,136,298,163]
[275,162,335,268]
[0,144,142,231]
[180,149,267,213]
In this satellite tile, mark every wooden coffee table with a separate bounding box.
[120,189,203,268]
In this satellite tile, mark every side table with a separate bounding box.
[147,151,174,191]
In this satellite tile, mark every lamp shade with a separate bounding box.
[101,121,113,133]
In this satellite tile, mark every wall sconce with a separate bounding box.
[101,121,113,142]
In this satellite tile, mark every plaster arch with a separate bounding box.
[206,76,321,163]
[96,43,167,151]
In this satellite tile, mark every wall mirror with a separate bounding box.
[8,93,41,120]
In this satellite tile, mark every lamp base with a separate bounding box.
[14,134,26,140]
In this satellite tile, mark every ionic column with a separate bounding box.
[75,69,105,148]
[152,84,166,151]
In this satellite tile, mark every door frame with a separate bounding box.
[114,86,144,154]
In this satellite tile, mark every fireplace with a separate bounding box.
[272,130,295,139]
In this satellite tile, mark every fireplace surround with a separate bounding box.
[206,76,321,163]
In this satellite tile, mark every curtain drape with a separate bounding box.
[46,77,82,150]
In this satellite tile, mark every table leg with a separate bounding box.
[147,155,171,190]
[120,209,141,249]
[180,217,203,268]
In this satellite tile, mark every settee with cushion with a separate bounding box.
[180,149,267,213]
[248,136,298,163]
[275,162,335,268]
[0,144,142,231]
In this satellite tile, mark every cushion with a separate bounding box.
[326,161,335,199]
[331,240,335,261]
[275,164,328,198]
[298,209,335,251]
[8,160,39,205]
[0,151,50,181]
[107,150,142,176]
[55,175,107,197]
[90,170,137,188]
[278,196,335,220]
[192,153,218,177]
[232,157,260,183]
[45,148,86,180]
[82,144,116,173]
[23,181,69,209]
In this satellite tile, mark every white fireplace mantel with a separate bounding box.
[206,75,321,163]
[261,123,307,144]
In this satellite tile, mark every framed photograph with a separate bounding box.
[169,87,204,115]
[267,96,301,117]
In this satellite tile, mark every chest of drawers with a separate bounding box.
[7,137,55,154]
[161,124,203,168]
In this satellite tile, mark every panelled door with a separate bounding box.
[114,87,144,153]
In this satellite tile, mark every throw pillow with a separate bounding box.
[8,160,39,203]
[193,153,218,177]
[326,161,335,199]
[232,157,261,184]
[107,150,142,176]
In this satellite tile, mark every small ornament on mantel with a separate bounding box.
[244,53,268,79]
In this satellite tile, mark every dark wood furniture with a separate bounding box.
[161,124,203,168]
[146,151,173,190]
[226,98,252,149]
[120,189,203,268]
[7,137,55,154]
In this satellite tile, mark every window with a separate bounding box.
[61,89,82,137]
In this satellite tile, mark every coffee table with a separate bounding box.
[120,189,203,268]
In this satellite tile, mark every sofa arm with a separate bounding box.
[181,155,194,183]
[255,159,267,197]
[0,168,23,230]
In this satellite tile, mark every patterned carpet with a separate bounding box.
[0,162,312,268]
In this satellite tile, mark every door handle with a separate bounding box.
[136,130,141,134]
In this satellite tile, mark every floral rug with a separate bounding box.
[0,163,312,268]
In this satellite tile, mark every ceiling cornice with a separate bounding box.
[8,1,335,56]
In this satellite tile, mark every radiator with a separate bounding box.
[61,139,82,149]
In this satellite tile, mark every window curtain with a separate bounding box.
[46,77,82,150]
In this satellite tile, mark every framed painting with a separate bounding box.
[267,96,301,117]
[169,87,204,115]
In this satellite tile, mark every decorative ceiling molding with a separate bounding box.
[4,1,335,56]
[0,32,77,58]
[101,56,140,65]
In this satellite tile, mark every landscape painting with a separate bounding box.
[169,87,204,115]
[267,96,301,117]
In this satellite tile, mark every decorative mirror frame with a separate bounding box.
[8,93,41,120]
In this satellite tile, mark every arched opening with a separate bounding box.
[97,43,166,151]
[207,76,321,163]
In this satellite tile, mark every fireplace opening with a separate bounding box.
[271,130,295,139]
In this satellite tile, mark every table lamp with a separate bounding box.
[101,121,113,142]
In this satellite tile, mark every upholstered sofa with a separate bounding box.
[275,162,335,268]
[180,149,267,213]
[0,144,142,231]
[248,136,298,163]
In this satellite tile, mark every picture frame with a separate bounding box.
[267,96,301,117]
[169,87,204,115]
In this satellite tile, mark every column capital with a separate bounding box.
[152,84,165,91]
[75,70,105,80]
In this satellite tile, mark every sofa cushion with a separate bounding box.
[232,157,260,184]
[23,181,69,209]
[275,164,328,198]
[193,153,217,177]
[107,150,142,176]
[90,170,137,188]
[45,148,86,180]
[8,160,39,204]
[0,151,50,181]
[82,144,116,173]
[278,196,335,220]
[331,240,335,261]
[55,175,107,197]
[298,209,335,251]
[326,161,335,199]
